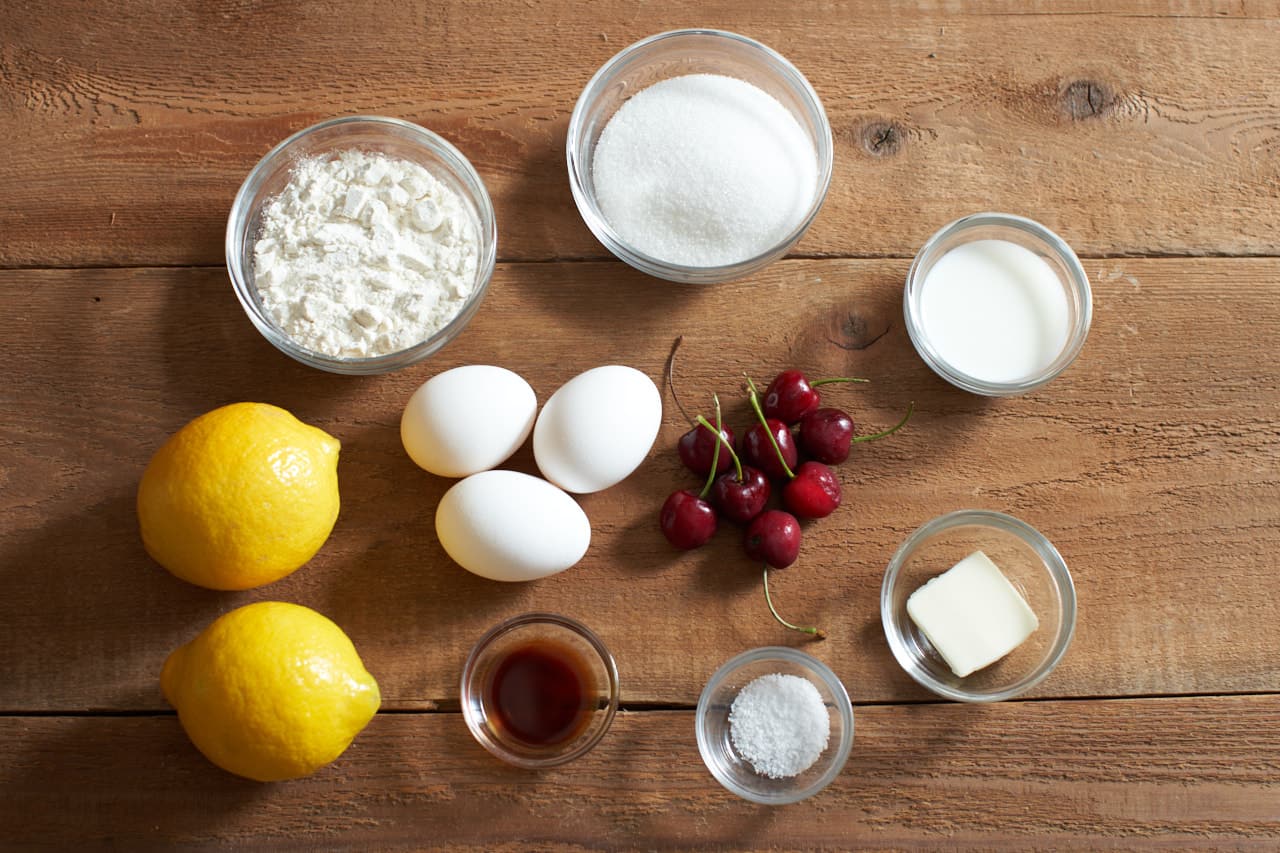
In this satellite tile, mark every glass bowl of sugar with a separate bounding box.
[904,212,1092,395]
[567,29,833,284]
[696,647,854,805]
[227,115,497,375]
[881,510,1078,703]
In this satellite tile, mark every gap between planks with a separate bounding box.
[3,689,1277,718]
[7,248,1280,274]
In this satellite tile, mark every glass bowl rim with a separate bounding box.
[880,509,1078,702]
[565,28,834,284]
[695,645,854,804]
[225,114,498,375]
[903,211,1093,395]
[460,611,621,769]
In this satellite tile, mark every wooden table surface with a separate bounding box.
[3,1,1279,849]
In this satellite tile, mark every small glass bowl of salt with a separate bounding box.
[696,647,853,805]
[567,29,833,284]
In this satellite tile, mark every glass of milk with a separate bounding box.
[904,213,1092,395]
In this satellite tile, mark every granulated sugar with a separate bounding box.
[728,672,830,779]
[591,73,817,267]
[253,150,479,359]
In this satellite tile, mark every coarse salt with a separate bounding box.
[253,150,479,359]
[591,73,818,268]
[728,672,830,779]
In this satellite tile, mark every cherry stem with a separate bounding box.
[763,568,826,641]
[697,396,724,500]
[810,376,870,388]
[744,375,796,480]
[695,409,743,483]
[851,401,916,444]
[665,335,695,425]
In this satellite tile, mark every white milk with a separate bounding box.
[919,239,1070,384]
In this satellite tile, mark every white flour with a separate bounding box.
[253,150,479,358]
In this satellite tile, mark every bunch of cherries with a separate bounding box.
[660,343,912,637]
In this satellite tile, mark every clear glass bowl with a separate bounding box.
[881,510,1077,702]
[226,115,497,375]
[460,612,620,769]
[567,29,833,284]
[903,212,1092,395]
[696,647,854,805]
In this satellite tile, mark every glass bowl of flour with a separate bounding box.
[567,30,833,284]
[227,116,496,374]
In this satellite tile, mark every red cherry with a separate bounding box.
[744,510,802,569]
[711,465,771,524]
[741,419,798,482]
[677,422,736,476]
[659,490,717,550]
[782,461,842,519]
[762,370,820,425]
[797,408,854,464]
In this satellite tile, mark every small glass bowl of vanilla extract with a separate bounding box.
[461,613,620,768]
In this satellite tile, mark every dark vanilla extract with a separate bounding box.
[485,638,594,748]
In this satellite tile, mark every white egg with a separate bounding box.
[435,470,590,582]
[533,364,662,494]
[401,365,537,478]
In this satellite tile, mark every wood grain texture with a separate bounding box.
[3,697,1279,850]
[5,4,1280,848]
[2,259,1276,711]
[2,1,1279,267]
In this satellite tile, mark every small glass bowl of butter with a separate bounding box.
[880,510,1077,702]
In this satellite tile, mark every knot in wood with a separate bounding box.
[1060,79,1116,121]
[827,310,890,351]
[858,120,905,157]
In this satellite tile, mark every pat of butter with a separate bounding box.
[906,550,1039,678]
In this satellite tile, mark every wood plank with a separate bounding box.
[1,258,1276,711]
[3,696,1278,849]
[2,2,1279,266]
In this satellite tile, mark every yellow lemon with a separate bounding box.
[161,601,381,782]
[137,402,340,590]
